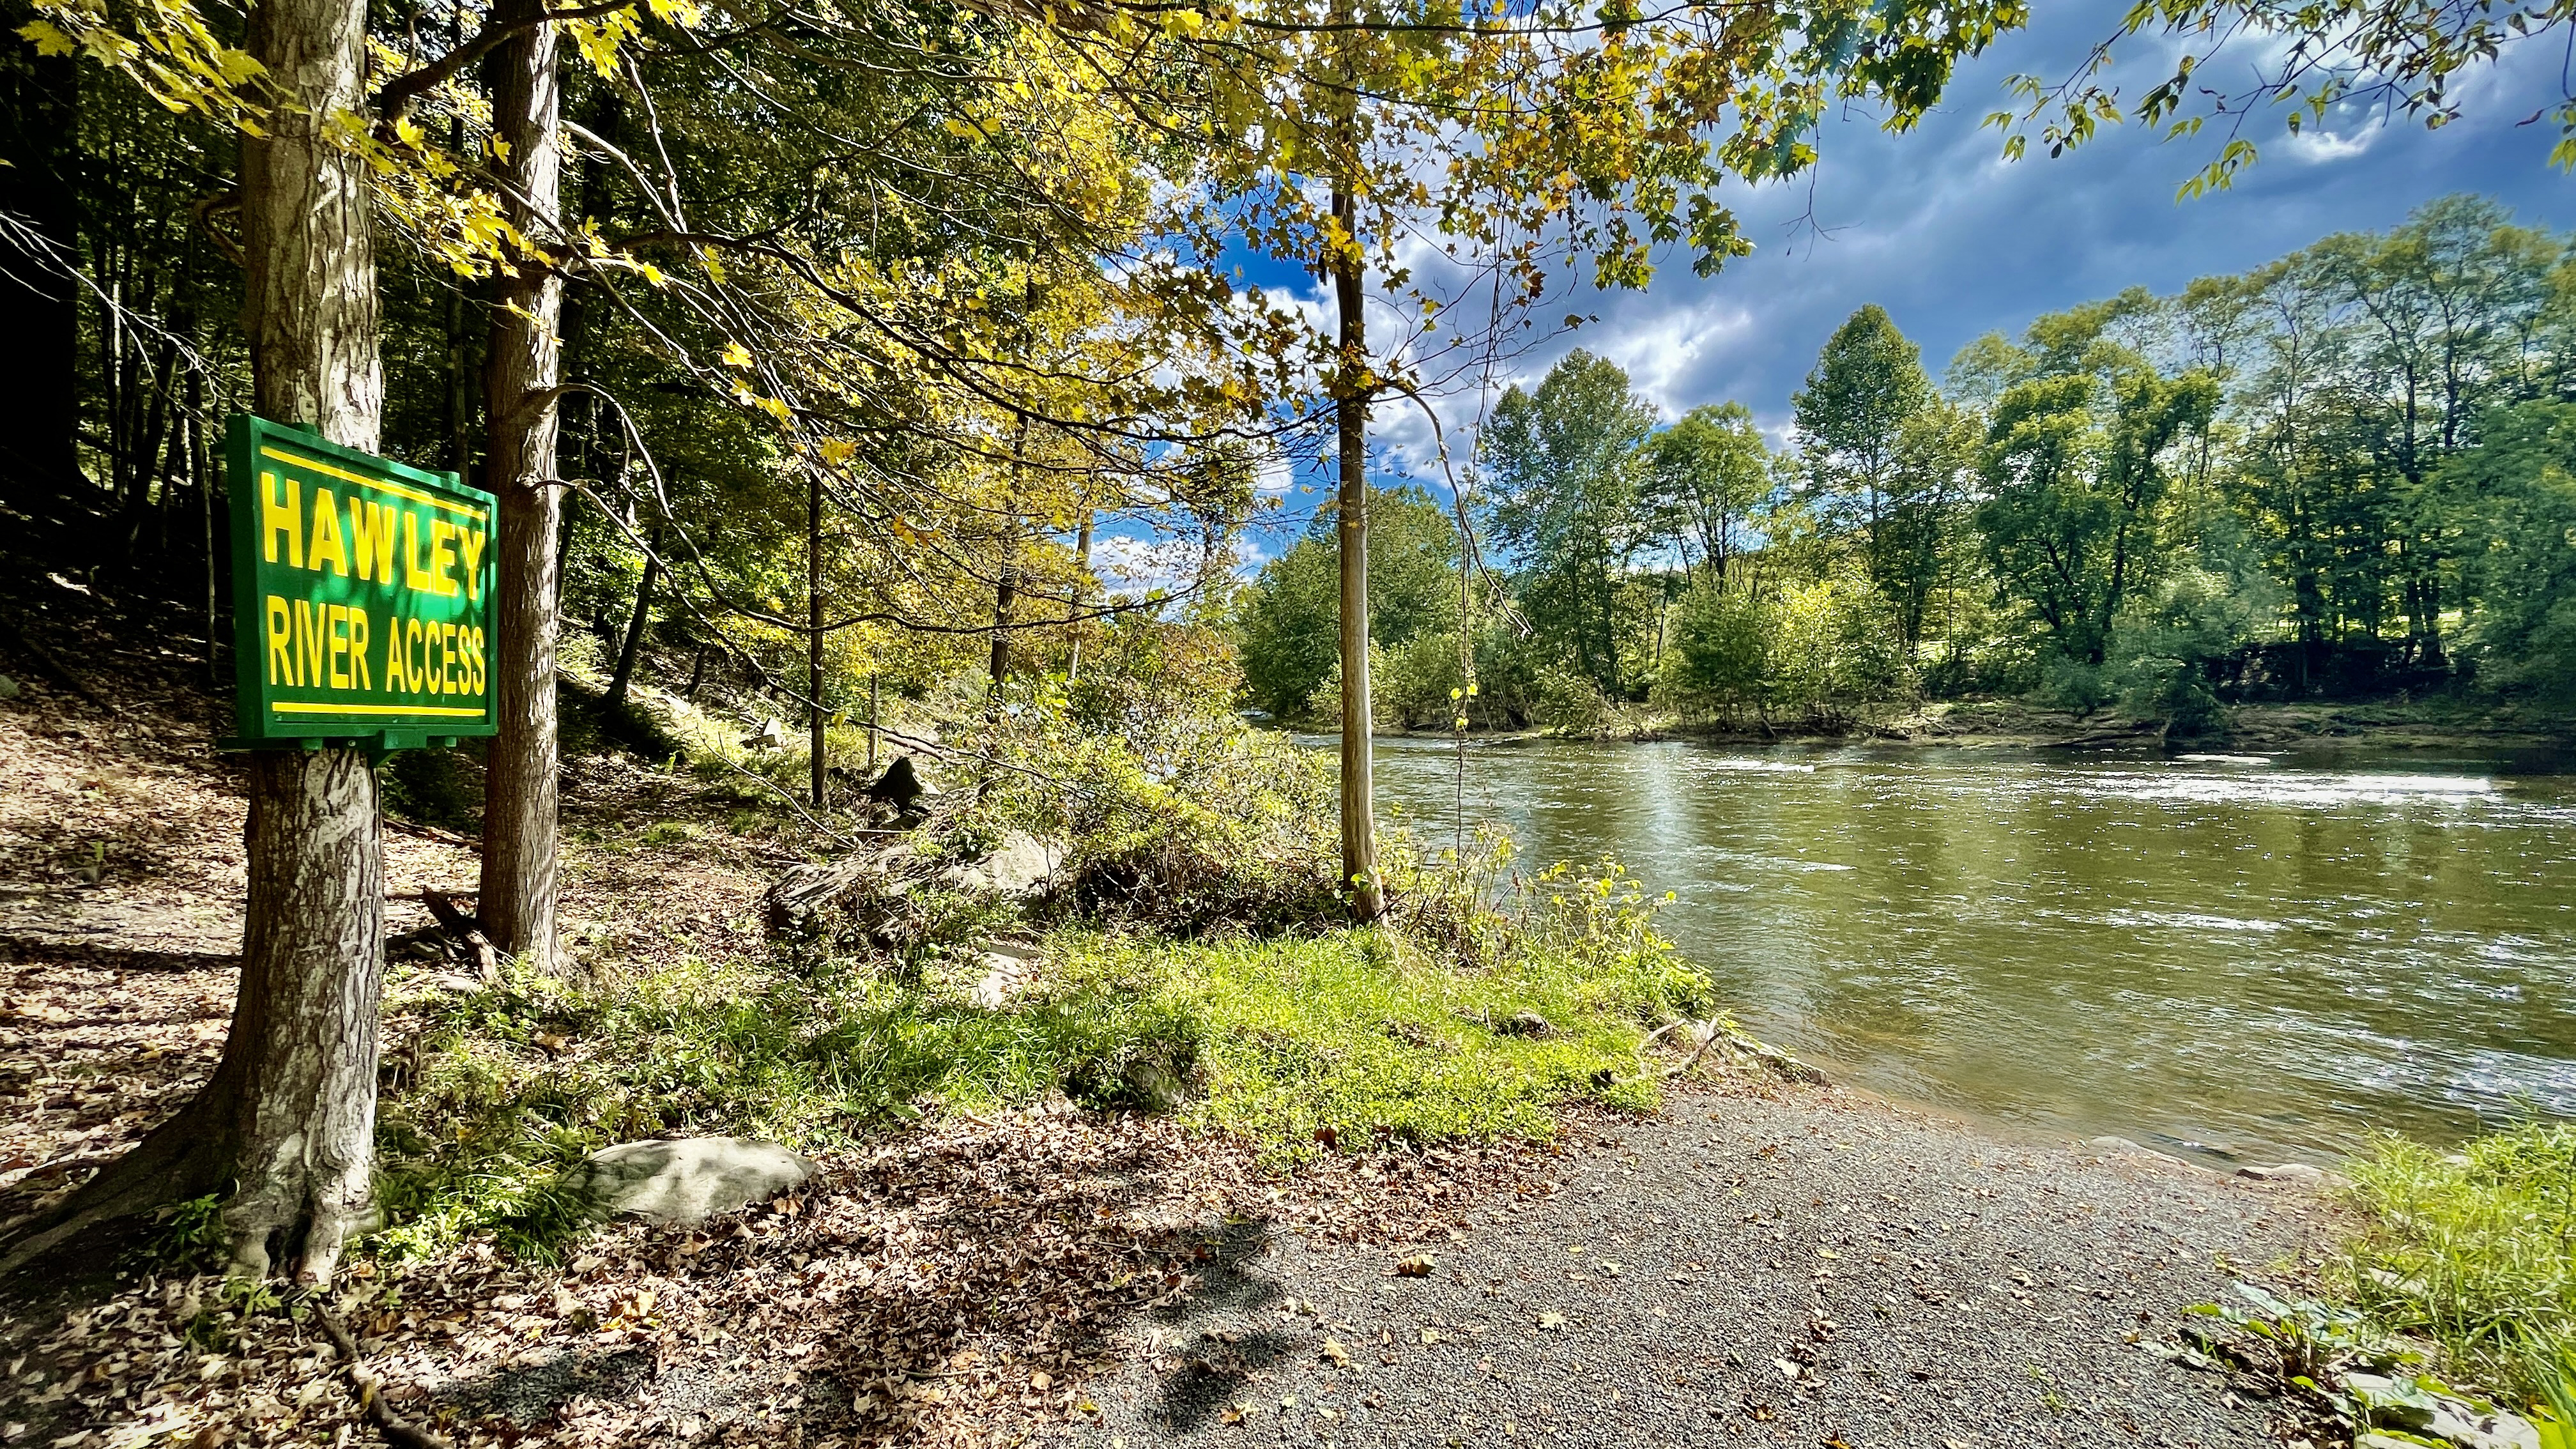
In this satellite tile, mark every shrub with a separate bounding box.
[2107,565,2267,733]
[2340,1122,2576,1413]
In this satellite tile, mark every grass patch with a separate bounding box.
[2340,1121,2576,1414]
[367,860,1709,1263]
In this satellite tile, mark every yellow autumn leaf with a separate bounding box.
[17,20,78,57]
[720,341,753,368]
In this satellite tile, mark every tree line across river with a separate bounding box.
[1238,195,2576,737]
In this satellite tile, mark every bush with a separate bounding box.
[964,654,1346,933]
[1662,579,1772,718]
[2037,655,2112,716]
[1531,668,1624,736]
[1376,632,1470,730]
[2341,1122,2576,1413]
[2107,565,2267,733]
[367,843,1715,1259]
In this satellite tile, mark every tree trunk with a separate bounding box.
[479,0,566,973]
[1066,507,1093,682]
[1330,179,1381,923]
[2,0,386,1285]
[604,525,659,714]
[989,571,1015,702]
[807,464,826,806]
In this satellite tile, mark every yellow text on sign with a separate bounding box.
[262,597,488,703]
[257,452,488,602]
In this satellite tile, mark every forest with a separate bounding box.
[8,0,2576,1443]
[1239,194,2576,737]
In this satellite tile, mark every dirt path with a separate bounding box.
[1076,1080,2335,1449]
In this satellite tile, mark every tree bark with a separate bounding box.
[2,0,386,1285]
[604,524,659,714]
[1330,179,1382,923]
[808,463,827,806]
[478,0,566,973]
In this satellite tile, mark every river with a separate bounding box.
[1351,733,2576,1165]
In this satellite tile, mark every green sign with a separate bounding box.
[224,414,498,749]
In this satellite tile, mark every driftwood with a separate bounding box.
[1639,1019,1827,1084]
[764,829,1066,938]
[2034,720,2165,750]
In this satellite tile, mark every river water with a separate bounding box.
[1351,733,2576,1165]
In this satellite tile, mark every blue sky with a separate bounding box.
[1085,4,2576,591]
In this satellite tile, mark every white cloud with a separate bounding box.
[1089,532,1245,599]
[2283,127,2377,164]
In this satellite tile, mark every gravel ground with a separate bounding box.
[1075,1078,2337,1449]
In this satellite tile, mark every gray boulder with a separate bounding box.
[2236,1162,2329,1184]
[565,1137,818,1226]
[2345,1373,2542,1449]
[946,831,1064,898]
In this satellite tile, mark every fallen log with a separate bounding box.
[415,889,502,982]
[766,845,919,934]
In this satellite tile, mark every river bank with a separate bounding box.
[0,593,2558,1448]
[0,646,2344,1449]
[1360,696,2571,756]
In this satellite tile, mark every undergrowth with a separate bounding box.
[366,849,1712,1265]
[2339,1121,2576,1417]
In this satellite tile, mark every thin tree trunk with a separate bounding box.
[1330,177,1381,923]
[989,571,1015,702]
[479,0,566,973]
[194,378,218,691]
[2,0,386,1286]
[1066,506,1093,683]
[808,464,826,806]
[990,413,1029,707]
[604,525,659,714]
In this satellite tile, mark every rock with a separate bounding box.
[969,941,1043,1009]
[1497,1011,1558,1039]
[946,831,1063,899]
[2418,1400,2543,1449]
[742,717,786,751]
[2083,1135,2198,1170]
[863,755,935,813]
[1120,1057,1189,1112]
[2236,1162,2329,1184]
[2346,1372,2543,1449]
[565,1137,818,1226]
